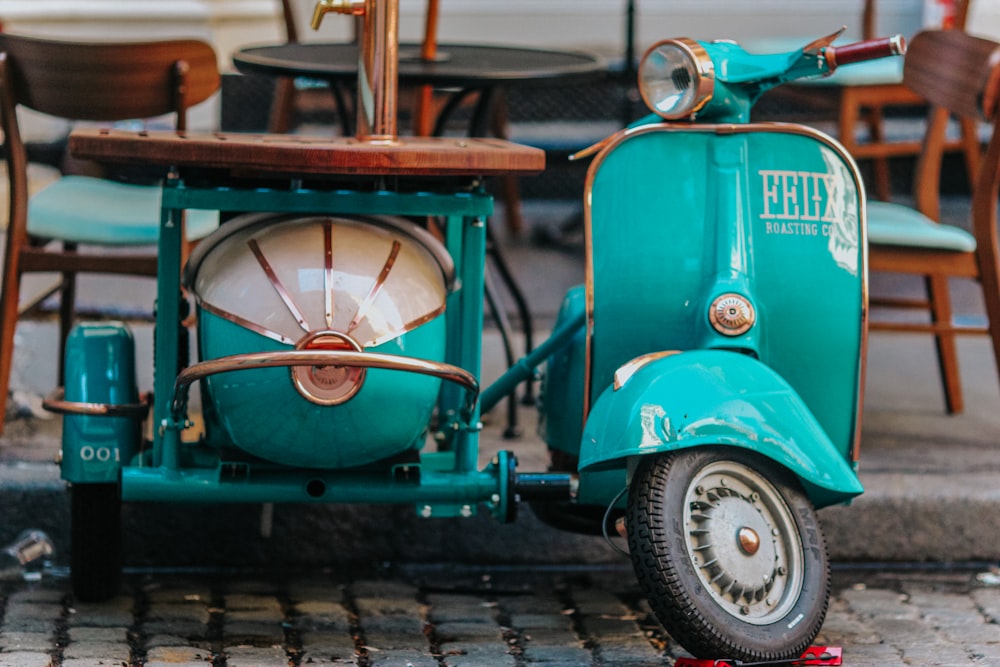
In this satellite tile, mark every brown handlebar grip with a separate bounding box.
[827,35,906,69]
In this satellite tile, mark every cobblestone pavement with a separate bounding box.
[2,564,1000,667]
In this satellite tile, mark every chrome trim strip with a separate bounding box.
[196,297,445,350]
[324,219,334,330]
[171,349,479,421]
[855,147,870,463]
[42,387,150,418]
[585,119,868,159]
[358,214,455,290]
[185,213,456,293]
[889,34,906,56]
[613,351,681,391]
[197,299,296,346]
[248,238,311,333]
[349,239,401,333]
[365,304,447,348]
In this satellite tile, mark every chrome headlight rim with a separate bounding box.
[638,37,715,120]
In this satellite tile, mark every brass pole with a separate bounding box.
[357,0,399,142]
[312,0,398,142]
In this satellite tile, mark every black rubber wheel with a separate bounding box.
[627,448,829,662]
[70,483,122,602]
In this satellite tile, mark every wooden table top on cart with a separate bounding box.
[69,129,546,178]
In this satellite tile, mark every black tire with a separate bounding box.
[70,483,122,602]
[627,448,829,662]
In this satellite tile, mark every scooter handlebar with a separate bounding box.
[826,35,906,69]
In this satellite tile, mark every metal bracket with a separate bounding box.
[43,387,150,418]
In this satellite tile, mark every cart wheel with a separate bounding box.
[70,483,122,602]
[627,448,829,662]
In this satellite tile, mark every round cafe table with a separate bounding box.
[233,41,607,137]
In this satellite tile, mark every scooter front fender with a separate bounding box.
[579,349,863,508]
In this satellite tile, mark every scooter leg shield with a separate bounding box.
[539,285,588,457]
[578,349,863,509]
[60,322,142,484]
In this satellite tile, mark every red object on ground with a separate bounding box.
[673,646,843,667]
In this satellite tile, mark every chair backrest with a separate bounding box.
[0,34,219,240]
[904,29,1000,120]
[898,29,1000,261]
[897,29,1000,218]
[0,33,219,128]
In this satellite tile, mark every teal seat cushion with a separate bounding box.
[27,175,219,245]
[867,201,976,252]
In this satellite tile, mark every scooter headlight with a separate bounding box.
[639,38,714,119]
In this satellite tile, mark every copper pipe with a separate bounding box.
[170,349,478,420]
[312,0,398,142]
[43,387,150,418]
[357,0,399,142]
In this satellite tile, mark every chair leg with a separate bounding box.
[976,240,1000,413]
[927,273,964,414]
[958,116,981,190]
[57,269,77,387]
[0,263,23,434]
[499,175,524,236]
[488,92,525,236]
[269,77,297,134]
[864,105,892,202]
[840,89,892,202]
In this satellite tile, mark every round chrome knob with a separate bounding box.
[709,293,755,336]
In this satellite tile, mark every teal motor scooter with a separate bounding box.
[48,0,900,658]
[527,30,903,660]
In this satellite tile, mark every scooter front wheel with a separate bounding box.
[627,448,829,662]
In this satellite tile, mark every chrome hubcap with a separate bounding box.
[684,460,804,624]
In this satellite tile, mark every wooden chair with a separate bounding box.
[268,0,301,133]
[0,34,221,432]
[867,28,1000,414]
[846,0,977,201]
[781,0,981,201]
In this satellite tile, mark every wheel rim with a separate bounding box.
[682,459,804,625]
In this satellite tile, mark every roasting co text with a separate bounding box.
[759,169,847,237]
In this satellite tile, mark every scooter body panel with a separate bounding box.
[540,285,588,456]
[583,124,866,465]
